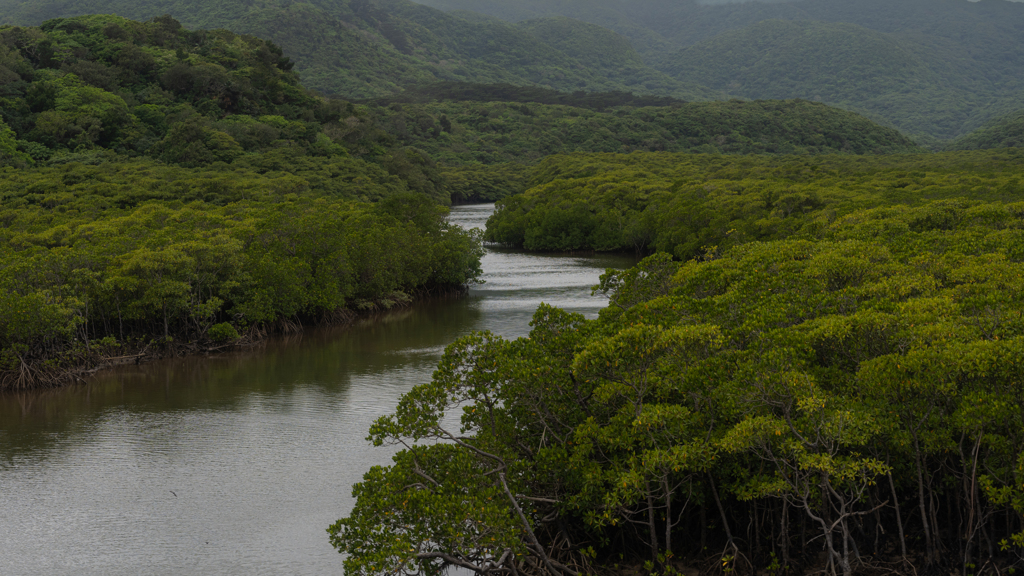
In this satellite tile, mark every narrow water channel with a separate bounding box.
[0,204,637,576]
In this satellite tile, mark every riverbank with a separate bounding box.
[0,287,474,394]
[0,203,637,575]
[0,336,257,393]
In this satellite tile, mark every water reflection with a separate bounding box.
[0,204,636,576]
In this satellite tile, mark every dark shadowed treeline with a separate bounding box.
[367,98,920,166]
[365,81,686,110]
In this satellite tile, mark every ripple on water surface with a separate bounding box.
[0,203,637,576]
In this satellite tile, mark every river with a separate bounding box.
[0,204,636,576]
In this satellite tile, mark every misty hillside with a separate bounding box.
[947,109,1024,151]
[3,0,1022,145]
[361,98,922,168]
[411,0,1024,53]
[0,0,716,100]
[513,17,684,97]
[663,19,1013,144]
[411,0,1024,144]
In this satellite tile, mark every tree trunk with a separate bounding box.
[781,498,790,571]
[753,502,760,561]
[700,499,707,553]
[709,474,736,549]
[663,477,672,560]
[498,472,559,576]
[645,481,660,567]
[928,475,941,563]
[887,471,908,562]
[836,535,852,576]
[913,438,935,565]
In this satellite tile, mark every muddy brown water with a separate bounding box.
[0,204,637,575]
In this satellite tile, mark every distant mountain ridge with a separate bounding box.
[947,110,1024,151]
[3,0,1022,145]
[409,0,1024,145]
[663,18,1012,145]
[0,0,718,100]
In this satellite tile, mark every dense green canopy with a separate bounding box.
[0,15,483,389]
[358,98,922,203]
[0,157,483,390]
[0,14,450,200]
[333,150,1024,576]
[485,149,1024,253]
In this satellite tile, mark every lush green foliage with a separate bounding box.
[0,16,928,210]
[0,15,323,158]
[0,13,453,198]
[443,162,530,204]
[485,149,1024,253]
[511,16,688,98]
[0,15,484,388]
[948,109,1024,151]
[0,159,483,386]
[0,14,453,199]
[334,181,1024,576]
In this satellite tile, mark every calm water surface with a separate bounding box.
[0,204,636,576]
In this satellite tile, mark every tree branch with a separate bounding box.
[499,472,563,576]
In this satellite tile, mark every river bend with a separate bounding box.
[0,204,635,576]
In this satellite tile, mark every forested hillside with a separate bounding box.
[355,98,920,202]
[410,0,1024,144]
[663,19,1011,145]
[335,149,1024,576]
[948,109,1024,151]
[513,17,683,98]
[339,86,921,203]
[0,0,716,100]
[413,0,1024,56]
[0,15,483,389]
[368,82,685,109]
[0,13,455,197]
[6,0,1022,144]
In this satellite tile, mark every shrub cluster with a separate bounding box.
[485,149,1024,253]
[333,190,1024,576]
